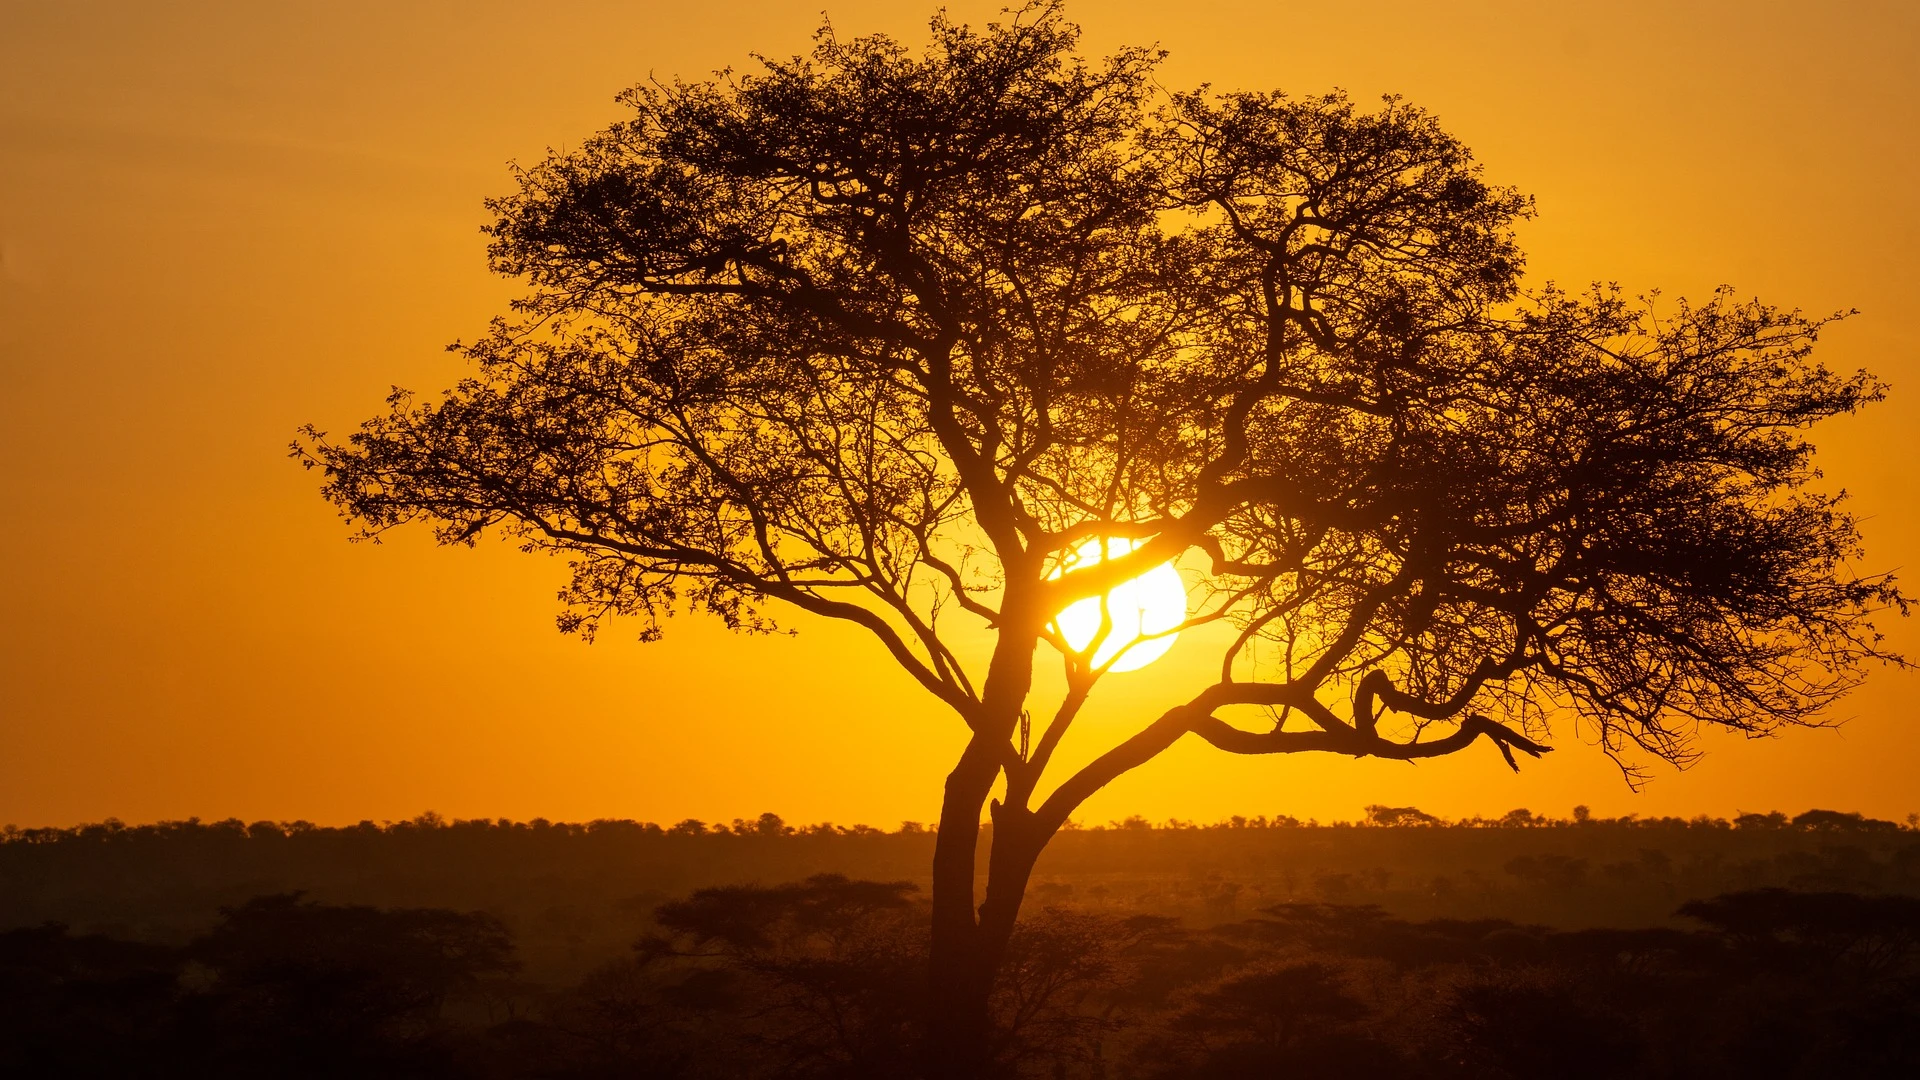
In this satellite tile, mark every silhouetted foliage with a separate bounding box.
[0,894,512,1079]
[647,874,927,1077]
[1366,804,1444,827]
[1145,960,1399,1078]
[9,809,1920,967]
[1445,971,1645,1080]
[1678,888,1920,973]
[0,924,180,1077]
[294,4,1904,1063]
[6,829,1920,1078]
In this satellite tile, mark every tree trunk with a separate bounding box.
[927,601,1042,1078]
[926,751,1050,1079]
[926,735,1002,1079]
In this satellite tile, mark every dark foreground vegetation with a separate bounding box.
[6,810,1919,1077]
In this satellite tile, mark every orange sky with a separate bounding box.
[3,1,1916,830]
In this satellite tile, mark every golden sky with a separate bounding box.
[3,1,1916,829]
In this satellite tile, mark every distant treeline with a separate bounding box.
[6,807,1918,992]
[8,804,1915,845]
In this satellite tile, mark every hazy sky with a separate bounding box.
[3,1,1916,829]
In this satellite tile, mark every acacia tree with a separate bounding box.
[298,6,1902,1073]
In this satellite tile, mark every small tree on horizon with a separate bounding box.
[297,5,1904,1073]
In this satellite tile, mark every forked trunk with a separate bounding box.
[925,743,1049,1079]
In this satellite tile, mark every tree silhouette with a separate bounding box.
[297,4,1903,1072]
[647,875,927,1076]
[189,893,515,1077]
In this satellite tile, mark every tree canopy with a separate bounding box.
[297,5,1903,1063]
[301,6,1898,784]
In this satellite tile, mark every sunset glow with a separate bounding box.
[1048,538,1187,672]
[0,0,1914,831]
[3,6,1916,1068]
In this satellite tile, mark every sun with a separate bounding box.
[1048,537,1188,672]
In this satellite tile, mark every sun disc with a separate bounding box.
[1048,537,1187,672]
